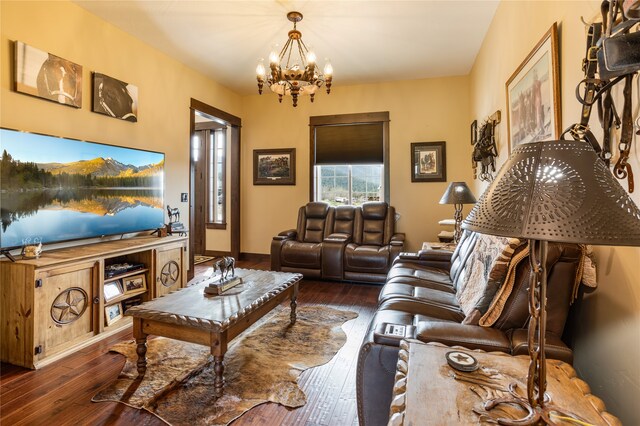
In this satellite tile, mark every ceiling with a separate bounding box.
[73,1,500,95]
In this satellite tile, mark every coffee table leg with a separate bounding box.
[133,318,147,377]
[290,282,298,325]
[214,355,225,397]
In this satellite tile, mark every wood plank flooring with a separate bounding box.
[1,259,381,425]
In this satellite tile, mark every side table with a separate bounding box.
[388,340,620,426]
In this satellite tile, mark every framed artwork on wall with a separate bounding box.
[505,22,561,152]
[253,148,296,185]
[92,72,138,122]
[14,41,82,108]
[411,141,446,182]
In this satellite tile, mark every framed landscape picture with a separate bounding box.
[123,274,146,294]
[411,142,446,182]
[506,22,560,152]
[253,148,296,185]
[14,41,82,108]
[105,303,123,326]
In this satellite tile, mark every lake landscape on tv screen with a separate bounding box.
[0,129,164,249]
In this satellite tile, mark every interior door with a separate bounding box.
[193,129,207,256]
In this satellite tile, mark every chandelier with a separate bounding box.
[256,11,333,107]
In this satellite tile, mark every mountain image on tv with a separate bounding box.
[0,129,165,249]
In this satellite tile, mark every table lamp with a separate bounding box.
[439,182,477,243]
[462,139,640,424]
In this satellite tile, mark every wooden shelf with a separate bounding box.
[105,288,147,306]
[104,268,149,283]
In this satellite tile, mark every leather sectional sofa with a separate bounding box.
[356,230,586,426]
[271,201,405,283]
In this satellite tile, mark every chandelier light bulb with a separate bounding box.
[323,60,333,76]
[269,45,280,65]
[306,48,316,64]
[256,59,266,78]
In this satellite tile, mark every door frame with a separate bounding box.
[188,99,241,280]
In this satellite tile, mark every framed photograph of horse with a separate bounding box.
[411,141,446,183]
[92,73,138,122]
[506,23,561,152]
[14,41,82,108]
[253,148,296,185]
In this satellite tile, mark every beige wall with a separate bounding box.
[241,77,473,254]
[469,1,640,423]
[0,0,242,250]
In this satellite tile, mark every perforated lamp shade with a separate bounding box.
[462,140,640,245]
[439,182,476,243]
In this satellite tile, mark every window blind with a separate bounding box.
[314,123,384,165]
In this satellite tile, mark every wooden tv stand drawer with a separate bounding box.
[0,235,187,369]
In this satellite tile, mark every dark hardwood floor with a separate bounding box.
[1,259,380,425]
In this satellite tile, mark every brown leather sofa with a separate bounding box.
[356,230,585,426]
[271,202,405,283]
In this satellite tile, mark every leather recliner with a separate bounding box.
[271,202,405,283]
[271,202,335,278]
[356,230,585,426]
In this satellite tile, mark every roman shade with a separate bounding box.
[314,123,384,165]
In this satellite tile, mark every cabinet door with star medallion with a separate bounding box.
[154,244,186,298]
[34,261,99,362]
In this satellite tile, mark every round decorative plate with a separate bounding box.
[445,350,479,372]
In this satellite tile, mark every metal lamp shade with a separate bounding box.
[463,140,640,246]
[439,182,477,205]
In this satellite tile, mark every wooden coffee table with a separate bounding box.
[125,268,302,397]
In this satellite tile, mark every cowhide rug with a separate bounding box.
[92,305,358,425]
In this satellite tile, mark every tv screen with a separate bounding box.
[0,128,165,250]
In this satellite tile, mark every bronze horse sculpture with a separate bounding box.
[212,257,236,282]
[167,206,180,223]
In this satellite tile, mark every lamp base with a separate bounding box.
[477,382,585,425]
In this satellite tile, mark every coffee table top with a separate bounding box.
[126,268,301,332]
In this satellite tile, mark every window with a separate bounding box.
[310,112,389,206]
[315,164,383,206]
[208,128,226,224]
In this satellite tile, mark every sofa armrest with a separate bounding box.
[324,232,352,244]
[273,229,297,241]
[390,233,405,246]
[417,248,453,263]
[509,328,573,364]
[416,321,511,353]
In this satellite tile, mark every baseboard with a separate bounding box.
[240,252,270,262]
[204,250,230,257]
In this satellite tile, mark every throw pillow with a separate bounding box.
[456,233,525,322]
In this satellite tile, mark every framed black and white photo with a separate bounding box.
[92,72,138,122]
[506,23,560,152]
[411,142,446,183]
[104,280,123,303]
[253,148,296,185]
[104,303,123,326]
[123,274,146,294]
[14,41,82,108]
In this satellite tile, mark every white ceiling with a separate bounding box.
[73,0,499,95]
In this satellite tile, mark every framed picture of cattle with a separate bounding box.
[14,41,82,108]
[253,148,296,185]
[92,72,138,122]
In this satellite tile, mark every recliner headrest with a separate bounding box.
[361,202,388,220]
[335,205,355,220]
[305,202,330,218]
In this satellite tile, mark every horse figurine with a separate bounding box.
[212,257,235,282]
[167,205,180,223]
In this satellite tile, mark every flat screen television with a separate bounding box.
[0,128,165,250]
